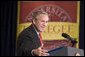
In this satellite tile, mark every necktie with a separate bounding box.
[39,33,43,45]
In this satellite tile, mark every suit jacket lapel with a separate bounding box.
[28,24,41,48]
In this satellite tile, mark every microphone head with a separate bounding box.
[62,33,70,38]
[62,33,77,47]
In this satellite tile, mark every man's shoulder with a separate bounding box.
[24,25,32,31]
[19,24,36,36]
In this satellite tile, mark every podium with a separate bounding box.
[46,46,84,56]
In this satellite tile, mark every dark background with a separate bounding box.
[0,1,84,56]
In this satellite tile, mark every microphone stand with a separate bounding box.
[71,40,77,47]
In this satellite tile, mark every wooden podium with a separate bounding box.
[46,46,84,56]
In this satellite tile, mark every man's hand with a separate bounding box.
[32,45,50,56]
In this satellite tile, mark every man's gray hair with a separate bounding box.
[32,10,49,20]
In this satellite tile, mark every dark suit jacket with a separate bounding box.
[16,24,41,56]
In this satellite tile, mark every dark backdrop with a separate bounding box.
[0,1,84,56]
[0,1,17,56]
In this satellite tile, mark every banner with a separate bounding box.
[17,1,80,50]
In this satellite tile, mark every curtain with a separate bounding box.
[79,0,84,49]
[1,1,17,56]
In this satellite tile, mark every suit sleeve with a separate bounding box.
[17,33,34,56]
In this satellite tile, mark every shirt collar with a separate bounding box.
[32,24,39,35]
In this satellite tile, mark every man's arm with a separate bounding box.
[17,34,34,56]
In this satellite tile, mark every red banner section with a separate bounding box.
[19,1,77,23]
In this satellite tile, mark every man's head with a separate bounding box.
[32,10,49,32]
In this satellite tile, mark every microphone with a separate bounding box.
[62,33,77,47]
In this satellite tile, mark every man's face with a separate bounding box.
[33,14,49,32]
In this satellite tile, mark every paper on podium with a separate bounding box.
[46,46,64,53]
[45,46,64,56]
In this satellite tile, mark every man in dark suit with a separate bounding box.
[16,10,50,56]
